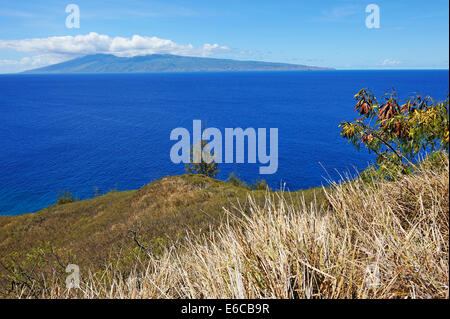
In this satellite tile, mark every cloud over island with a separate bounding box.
[0,32,230,72]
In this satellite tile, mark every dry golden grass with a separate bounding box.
[13,162,450,299]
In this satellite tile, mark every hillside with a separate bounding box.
[22,54,334,74]
[0,162,447,299]
[0,174,323,297]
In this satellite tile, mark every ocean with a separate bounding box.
[0,70,448,215]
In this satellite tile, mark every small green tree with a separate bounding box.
[57,190,75,205]
[0,242,75,298]
[227,172,250,189]
[252,179,270,191]
[185,140,219,178]
[339,88,449,179]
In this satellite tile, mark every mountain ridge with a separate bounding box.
[22,53,334,73]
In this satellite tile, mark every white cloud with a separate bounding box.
[0,54,70,72]
[321,5,359,21]
[0,32,230,72]
[381,58,402,66]
[0,32,229,57]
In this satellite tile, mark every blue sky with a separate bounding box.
[0,0,448,73]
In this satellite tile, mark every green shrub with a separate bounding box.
[252,179,270,191]
[57,190,76,205]
[227,172,250,189]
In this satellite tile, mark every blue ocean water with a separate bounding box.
[0,70,448,215]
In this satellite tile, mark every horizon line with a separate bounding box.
[1,68,449,75]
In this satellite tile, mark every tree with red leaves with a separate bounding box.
[340,88,449,179]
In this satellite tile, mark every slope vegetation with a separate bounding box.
[0,174,322,297]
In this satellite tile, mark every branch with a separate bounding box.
[127,229,154,258]
[359,122,417,169]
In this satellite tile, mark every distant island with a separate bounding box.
[22,54,334,74]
